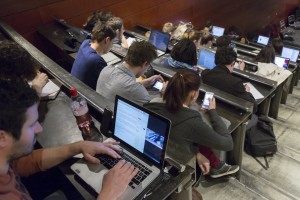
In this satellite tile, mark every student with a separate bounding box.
[71,21,116,90]
[182,30,203,50]
[216,35,231,48]
[162,22,176,35]
[200,32,213,48]
[167,39,199,71]
[0,40,48,96]
[201,47,257,111]
[0,79,138,200]
[144,69,239,178]
[83,11,128,49]
[96,41,164,107]
[271,38,283,55]
[255,45,292,85]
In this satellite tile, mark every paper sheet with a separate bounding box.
[41,79,61,99]
[244,82,264,99]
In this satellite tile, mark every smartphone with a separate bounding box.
[202,92,214,109]
[153,81,163,91]
[100,108,113,137]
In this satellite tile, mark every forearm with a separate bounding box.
[208,109,230,135]
[41,141,82,170]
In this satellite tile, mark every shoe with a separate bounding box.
[210,163,240,178]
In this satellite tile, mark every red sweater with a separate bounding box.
[0,149,43,200]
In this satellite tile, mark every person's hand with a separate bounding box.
[160,81,168,96]
[31,72,48,95]
[97,160,139,200]
[196,153,210,175]
[238,61,245,71]
[245,84,250,92]
[142,74,164,88]
[208,97,216,110]
[79,141,122,164]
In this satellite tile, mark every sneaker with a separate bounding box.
[210,163,240,178]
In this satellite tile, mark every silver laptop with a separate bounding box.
[274,56,290,69]
[281,46,300,62]
[71,95,171,200]
[101,52,122,66]
[212,26,225,37]
[257,35,269,45]
[149,29,171,57]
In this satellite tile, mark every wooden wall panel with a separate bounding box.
[0,0,299,46]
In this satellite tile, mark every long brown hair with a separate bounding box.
[163,69,201,113]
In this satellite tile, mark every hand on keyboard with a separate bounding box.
[98,160,139,200]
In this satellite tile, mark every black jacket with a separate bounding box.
[201,65,257,112]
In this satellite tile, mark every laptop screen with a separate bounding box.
[212,26,225,37]
[257,35,269,45]
[274,56,290,69]
[113,95,170,168]
[198,49,216,69]
[149,29,171,52]
[281,47,300,62]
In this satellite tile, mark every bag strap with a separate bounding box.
[252,156,269,170]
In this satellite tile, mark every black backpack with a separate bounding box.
[245,116,277,169]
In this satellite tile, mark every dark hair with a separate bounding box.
[91,21,116,43]
[83,10,114,32]
[170,39,197,66]
[0,80,39,140]
[163,69,201,113]
[215,47,237,65]
[124,41,157,67]
[182,30,202,42]
[271,38,283,55]
[106,17,123,31]
[200,34,213,45]
[255,45,275,63]
[216,35,231,48]
[0,40,38,81]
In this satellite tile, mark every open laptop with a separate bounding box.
[198,48,216,69]
[274,56,290,69]
[281,46,300,62]
[71,95,171,200]
[257,35,269,45]
[212,26,225,37]
[148,29,171,57]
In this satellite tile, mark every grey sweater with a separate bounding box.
[144,103,233,164]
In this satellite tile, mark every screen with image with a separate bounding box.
[114,97,169,165]
[281,47,300,62]
[212,26,225,37]
[149,29,171,52]
[257,35,269,45]
[198,49,216,69]
[274,56,290,69]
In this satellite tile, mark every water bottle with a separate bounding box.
[70,88,103,142]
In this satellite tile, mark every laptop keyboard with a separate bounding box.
[96,153,152,189]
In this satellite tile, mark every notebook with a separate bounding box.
[274,56,290,69]
[71,95,171,200]
[198,48,216,69]
[257,35,269,45]
[212,26,225,37]
[281,47,300,62]
[148,29,171,57]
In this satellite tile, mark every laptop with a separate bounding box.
[70,51,121,66]
[148,29,171,57]
[274,56,290,69]
[71,95,171,200]
[212,26,225,37]
[198,48,216,69]
[257,35,269,45]
[281,46,300,62]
